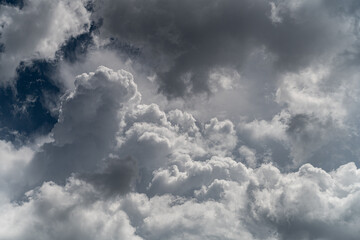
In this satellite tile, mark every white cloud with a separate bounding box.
[0,179,142,240]
[208,68,240,93]
[276,66,347,125]
[239,145,257,168]
[269,2,282,24]
[0,0,91,83]
[238,65,352,166]
[3,158,360,239]
[0,140,34,202]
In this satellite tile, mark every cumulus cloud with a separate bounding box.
[0,65,360,239]
[2,0,360,238]
[237,64,355,168]
[0,179,142,240]
[2,154,360,240]
[25,66,140,189]
[276,67,347,125]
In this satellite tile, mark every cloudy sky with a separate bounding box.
[1,0,360,239]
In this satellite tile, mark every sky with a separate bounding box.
[1,0,360,239]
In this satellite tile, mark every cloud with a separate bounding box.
[79,155,138,197]
[145,161,360,240]
[248,162,360,240]
[0,0,91,83]
[25,66,140,189]
[238,64,353,168]
[239,145,257,168]
[93,0,356,98]
[0,139,34,202]
[0,65,360,239]
[0,179,142,240]
[2,0,360,238]
[275,66,347,125]
[3,156,360,239]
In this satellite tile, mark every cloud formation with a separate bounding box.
[2,149,360,240]
[25,66,140,188]
[94,0,357,98]
[0,66,359,239]
[2,0,360,239]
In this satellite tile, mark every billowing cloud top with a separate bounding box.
[1,0,360,240]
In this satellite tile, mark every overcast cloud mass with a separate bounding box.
[2,0,360,239]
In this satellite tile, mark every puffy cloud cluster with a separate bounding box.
[2,152,360,239]
[57,1,360,171]
[0,179,142,240]
[25,66,140,188]
[1,66,360,239]
[238,65,355,168]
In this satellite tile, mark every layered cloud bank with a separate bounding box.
[1,67,360,240]
[2,0,360,239]
[4,162,360,240]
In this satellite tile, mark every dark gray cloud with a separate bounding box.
[94,0,357,98]
[80,156,138,197]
